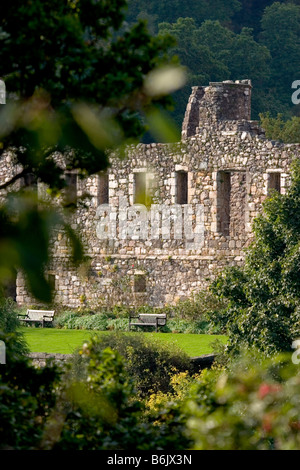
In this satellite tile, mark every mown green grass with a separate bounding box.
[20,327,228,357]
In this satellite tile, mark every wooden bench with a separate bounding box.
[18,309,55,328]
[129,313,167,333]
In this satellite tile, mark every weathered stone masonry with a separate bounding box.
[2,80,300,308]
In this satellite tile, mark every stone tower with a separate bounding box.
[182,80,252,139]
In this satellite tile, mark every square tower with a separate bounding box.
[182,80,252,138]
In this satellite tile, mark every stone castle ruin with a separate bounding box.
[1,80,300,308]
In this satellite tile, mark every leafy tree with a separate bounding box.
[0,298,28,356]
[158,18,271,126]
[0,331,61,450]
[231,0,275,36]
[159,18,230,86]
[126,0,241,32]
[0,0,178,302]
[259,1,300,116]
[260,113,300,143]
[126,1,300,122]
[196,21,271,118]
[210,159,300,357]
[0,0,176,186]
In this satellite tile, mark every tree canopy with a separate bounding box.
[0,0,179,302]
[125,0,300,128]
[0,0,177,186]
[126,0,241,32]
[158,18,271,126]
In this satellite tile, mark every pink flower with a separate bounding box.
[258,383,281,399]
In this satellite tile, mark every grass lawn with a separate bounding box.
[21,327,228,357]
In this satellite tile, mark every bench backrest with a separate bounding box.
[138,314,166,325]
[27,309,55,321]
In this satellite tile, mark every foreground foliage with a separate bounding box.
[0,332,191,450]
[0,0,178,303]
[186,351,300,450]
[0,331,61,450]
[2,329,300,450]
[69,331,192,398]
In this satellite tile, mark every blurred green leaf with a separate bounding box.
[145,107,181,143]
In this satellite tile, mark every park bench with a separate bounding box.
[129,313,167,333]
[18,309,55,328]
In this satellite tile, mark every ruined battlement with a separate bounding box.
[1,80,300,308]
[182,80,254,139]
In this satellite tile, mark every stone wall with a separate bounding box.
[28,352,72,368]
[2,80,300,308]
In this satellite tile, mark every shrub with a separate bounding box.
[107,317,129,331]
[162,318,210,334]
[74,313,109,331]
[0,332,189,450]
[47,340,190,450]
[0,331,61,450]
[54,311,110,330]
[53,302,221,334]
[110,305,132,318]
[146,370,202,414]
[185,350,300,450]
[0,298,29,356]
[5,332,300,450]
[0,297,21,333]
[54,311,81,329]
[71,332,192,398]
[171,290,228,335]
[51,346,146,450]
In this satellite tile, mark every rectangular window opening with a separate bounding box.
[47,273,56,292]
[98,171,109,205]
[268,172,281,194]
[65,172,77,206]
[217,171,231,236]
[134,274,146,293]
[134,172,147,205]
[176,171,188,204]
[23,173,37,189]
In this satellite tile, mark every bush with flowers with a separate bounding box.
[184,349,300,450]
[2,325,300,449]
